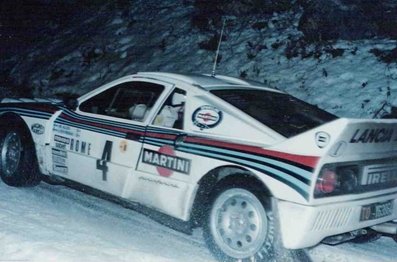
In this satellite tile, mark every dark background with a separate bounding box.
[2,0,397,57]
[2,0,397,98]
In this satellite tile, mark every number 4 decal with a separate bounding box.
[96,140,113,181]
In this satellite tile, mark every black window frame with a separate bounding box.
[211,89,338,138]
[79,81,165,121]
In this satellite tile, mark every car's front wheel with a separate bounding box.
[203,178,307,262]
[0,125,41,187]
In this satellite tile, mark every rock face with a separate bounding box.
[192,0,293,31]
[1,0,397,120]
[298,0,397,41]
[194,0,293,17]
[192,0,397,40]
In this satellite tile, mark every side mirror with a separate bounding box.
[56,92,80,111]
[63,97,79,111]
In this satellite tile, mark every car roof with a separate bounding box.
[135,72,283,93]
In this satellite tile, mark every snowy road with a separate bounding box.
[0,182,395,262]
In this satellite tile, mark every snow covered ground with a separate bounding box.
[0,181,395,262]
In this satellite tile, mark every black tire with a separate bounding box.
[203,178,310,262]
[0,123,41,187]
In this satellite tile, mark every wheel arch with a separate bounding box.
[0,112,37,156]
[189,165,273,228]
[0,112,31,136]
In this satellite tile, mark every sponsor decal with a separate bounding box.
[52,148,67,158]
[31,123,45,135]
[52,148,68,167]
[361,165,397,185]
[119,140,128,153]
[97,140,112,181]
[142,146,191,177]
[192,105,223,129]
[53,164,68,174]
[55,142,67,150]
[315,132,330,148]
[69,139,91,155]
[138,176,179,188]
[52,155,66,165]
[143,127,318,200]
[76,128,81,138]
[349,128,394,144]
[54,135,70,145]
[53,123,81,137]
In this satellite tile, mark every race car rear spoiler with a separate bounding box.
[273,118,397,161]
[328,118,397,158]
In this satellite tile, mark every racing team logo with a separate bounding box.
[31,123,45,135]
[192,105,223,129]
[142,145,191,177]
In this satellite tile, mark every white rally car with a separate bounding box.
[0,72,396,261]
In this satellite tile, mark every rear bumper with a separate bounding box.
[277,192,397,249]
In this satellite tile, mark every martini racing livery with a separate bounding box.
[1,72,397,261]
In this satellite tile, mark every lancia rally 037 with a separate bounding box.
[0,72,397,261]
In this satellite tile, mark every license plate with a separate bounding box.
[360,200,394,221]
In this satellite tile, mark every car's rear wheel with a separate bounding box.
[203,178,307,262]
[0,125,41,187]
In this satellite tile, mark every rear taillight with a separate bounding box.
[315,168,338,194]
[314,164,359,198]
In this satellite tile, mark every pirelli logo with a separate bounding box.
[142,148,191,175]
[361,164,397,185]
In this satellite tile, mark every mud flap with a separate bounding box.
[271,198,312,262]
[371,221,397,243]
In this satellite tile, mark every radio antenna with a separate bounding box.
[212,19,226,77]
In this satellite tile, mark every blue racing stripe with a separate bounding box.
[180,146,310,196]
[143,136,310,198]
[0,107,53,119]
[144,136,311,181]
[55,118,126,138]
[61,110,146,132]
[185,142,312,181]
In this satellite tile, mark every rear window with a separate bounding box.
[211,89,337,138]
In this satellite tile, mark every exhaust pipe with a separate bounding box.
[371,222,397,235]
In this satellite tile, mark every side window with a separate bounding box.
[79,81,164,121]
[153,88,186,129]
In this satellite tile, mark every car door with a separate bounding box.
[129,87,199,218]
[48,79,170,197]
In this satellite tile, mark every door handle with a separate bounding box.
[174,134,187,148]
[126,132,142,141]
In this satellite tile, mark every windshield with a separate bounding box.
[211,89,338,138]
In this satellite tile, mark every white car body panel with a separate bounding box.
[278,192,397,248]
[1,72,397,250]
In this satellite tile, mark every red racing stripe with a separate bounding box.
[60,113,145,135]
[185,136,319,169]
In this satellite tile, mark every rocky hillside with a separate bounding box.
[1,0,397,118]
